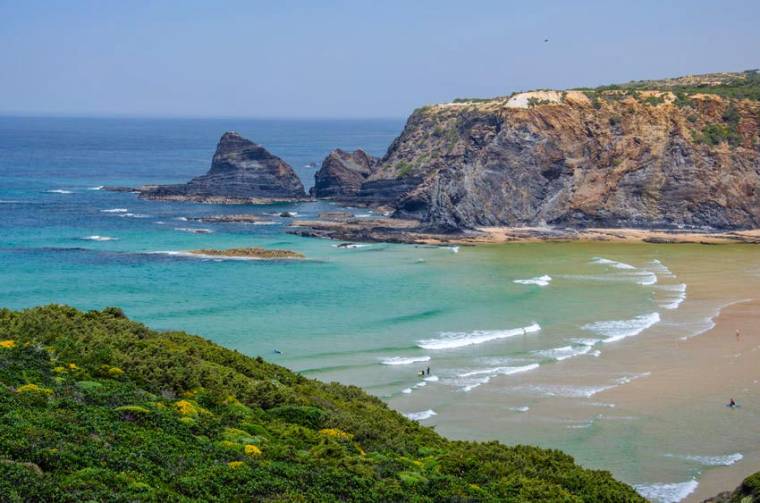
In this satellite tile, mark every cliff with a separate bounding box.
[310,148,378,198]
[139,132,306,203]
[351,70,760,231]
[0,306,641,501]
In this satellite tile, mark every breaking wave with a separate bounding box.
[659,283,687,310]
[582,312,660,343]
[453,363,540,392]
[534,344,595,361]
[591,257,636,270]
[101,208,128,213]
[514,275,552,287]
[634,479,698,503]
[417,323,540,350]
[666,452,743,466]
[380,356,431,366]
[404,409,437,421]
[45,189,72,194]
[82,235,117,241]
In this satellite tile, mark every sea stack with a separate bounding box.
[139,132,306,203]
[310,149,378,199]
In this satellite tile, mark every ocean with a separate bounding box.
[2,116,759,502]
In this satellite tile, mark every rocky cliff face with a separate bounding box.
[140,132,306,203]
[353,73,760,231]
[310,149,377,198]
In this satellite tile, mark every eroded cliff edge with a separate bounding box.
[348,71,760,232]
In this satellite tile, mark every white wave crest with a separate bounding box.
[592,257,636,269]
[46,189,72,194]
[401,388,412,394]
[516,384,616,398]
[101,208,128,213]
[634,479,698,503]
[509,406,530,412]
[380,356,431,366]
[454,363,540,392]
[88,186,104,190]
[82,235,117,241]
[417,323,540,350]
[659,283,687,310]
[534,344,596,361]
[423,375,439,382]
[514,275,552,287]
[582,312,660,343]
[404,409,437,421]
[174,227,212,234]
[667,453,743,466]
[649,259,676,278]
[118,212,150,218]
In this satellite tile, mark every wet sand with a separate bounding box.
[591,299,760,502]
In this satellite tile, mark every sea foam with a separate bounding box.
[380,356,431,365]
[404,409,437,421]
[534,344,593,361]
[454,363,539,392]
[417,323,540,350]
[513,275,552,287]
[101,208,128,213]
[82,235,117,241]
[634,479,698,503]
[591,257,636,269]
[667,452,743,466]
[45,189,72,194]
[659,283,687,310]
[582,312,660,343]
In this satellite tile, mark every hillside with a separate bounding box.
[331,70,760,232]
[0,305,641,501]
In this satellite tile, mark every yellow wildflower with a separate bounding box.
[0,340,15,349]
[107,367,124,377]
[319,428,353,441]
[16,383,53,395]
[53,366,66,373]
[68,363,78,370]
[227,461,244,469]
[244,444,262,457]
[174,400,195,415]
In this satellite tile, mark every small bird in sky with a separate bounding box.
[544,38,549,43]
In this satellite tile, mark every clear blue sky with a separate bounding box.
[1,0,758,118]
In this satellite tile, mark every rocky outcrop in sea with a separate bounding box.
[310,149,378,199]
[138,132,306,203]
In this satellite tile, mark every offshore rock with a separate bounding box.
[310,149,378,199]
[139,132,306,203]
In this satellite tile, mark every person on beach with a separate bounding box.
[736,329,741,341]
[426,367,430,376]
[729,398,737,408]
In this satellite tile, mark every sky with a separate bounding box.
[1,0,759,118]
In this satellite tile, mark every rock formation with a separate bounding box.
[345,71,760,231]
[139,132,306,203]
[310,149,377,198]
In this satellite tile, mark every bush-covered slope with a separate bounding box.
[0,305,642,502]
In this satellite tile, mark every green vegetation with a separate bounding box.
[395,161,413,177]
[0,305,643,502]
[641,95,665,106]
[588,69,760,102]
[526,97,552,108]
[693,104,743,147]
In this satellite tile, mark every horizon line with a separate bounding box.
[0,112,407,121]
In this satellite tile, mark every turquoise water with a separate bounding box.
[2,117,759,502]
